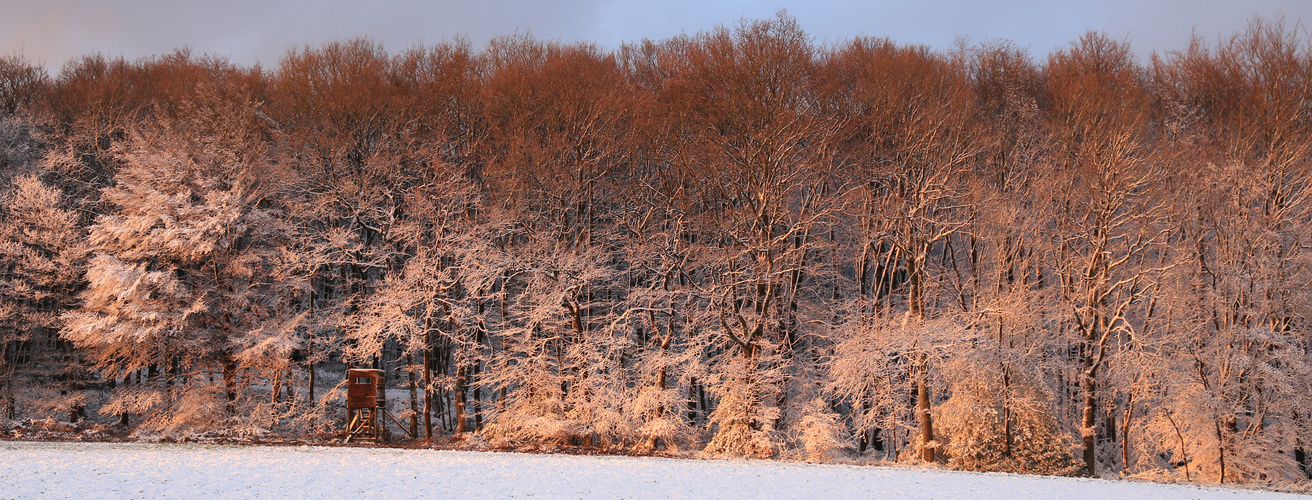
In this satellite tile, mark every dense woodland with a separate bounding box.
[1,13,1311,485]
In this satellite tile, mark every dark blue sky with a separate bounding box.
[2,0,1308,70]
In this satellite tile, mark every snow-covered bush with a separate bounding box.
[701,356,782,459]
[796,398,850,461]
[935,359,1078,475]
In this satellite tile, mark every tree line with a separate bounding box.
[1,13,1311,485]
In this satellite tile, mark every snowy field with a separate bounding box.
[0,441,1303,499]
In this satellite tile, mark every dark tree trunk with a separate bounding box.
[1122,391,1134,473]
[271,367,283,405]
[455,364,468,434]
[1295,448,1308,479]
[307,358,315,405]
[285,368,295,402]
[1003,368,1013,458]
[1082,374,1097,476]
[423,332,433,440]
[407,353,419,439]
[223,356,238,416]
[472,360,483,432]
[1215,421,1227,484]
[687,377,698,425]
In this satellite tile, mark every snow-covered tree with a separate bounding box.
[0,174,86,420]
[61,101,293,431]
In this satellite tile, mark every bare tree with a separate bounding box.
[1044,32,1172,476]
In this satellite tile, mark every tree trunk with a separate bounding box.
[1082,372,1097,476]
[119,373,130,426]
[909,239,935,464]
[455,364,468,434]
[917,364,935,462]
[698,383,708,423]
[407,353,419,439]
[1122,391,1134,473]
[648,364,668,450]
[1165,409,1191,481]
[1003,367,1013,458]
[423,333,433,440]
[1000,316,1013,458]
[306,290,316,405]
[307,358,315,405]
[223,356,238,416]
[472,360,483,432]
[285,368,295,402]
[271,367,283,405]
[648,332,671,450]
[1215,420,1226,484]
[687,377,698,424]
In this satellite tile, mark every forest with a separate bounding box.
[0,12,1310,486]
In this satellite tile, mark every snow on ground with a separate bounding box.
[0,441,1303,499]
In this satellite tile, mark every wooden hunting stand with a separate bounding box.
[345,368,386,443]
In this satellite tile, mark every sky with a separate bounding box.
[1,0,1309,72]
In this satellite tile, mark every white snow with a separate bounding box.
[0,441,1302,499]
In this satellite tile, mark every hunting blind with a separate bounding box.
[345,368,385,443]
